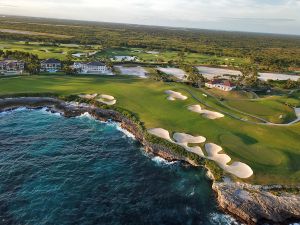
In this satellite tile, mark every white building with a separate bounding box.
[73,62,111,74]
[40,58,62,73]
[0,59,25,75]
[205,79,236,92]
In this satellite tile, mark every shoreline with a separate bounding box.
[1,97,300,225]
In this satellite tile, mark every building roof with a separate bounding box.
[222,80,235,87]
[86,62,106,66]
[0,59,24,65]
[206,79,235,87]
[41,58,61,64]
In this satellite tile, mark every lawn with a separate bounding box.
[0,41,247,66]
[0,41,101,60]
[93,47,247,65]
[205,89,300,124]
[0,75,300,185]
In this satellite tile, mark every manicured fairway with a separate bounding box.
[205,89,300,124]
[0,75,300,185]
[0,41,101,60]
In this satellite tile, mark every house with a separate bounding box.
[73,62,111,74]
[205,79,236,91]
[40,58,62,73]
[0,59,25,75]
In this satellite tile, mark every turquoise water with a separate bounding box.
[0,108,238,225]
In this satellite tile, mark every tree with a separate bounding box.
[63,65,77,75]
[149,70,170,82]
[239,64,260,88]
[184,65,205,87]
[284,79,299,89]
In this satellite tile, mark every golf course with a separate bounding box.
[1,75,300,185]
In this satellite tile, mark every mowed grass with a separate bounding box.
[0,41,101,60]
[0,75,300,185]
[225,98,298,124]
[205,89,300,124]
[96,47,247,65]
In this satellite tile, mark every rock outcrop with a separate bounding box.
[213,181,300,224]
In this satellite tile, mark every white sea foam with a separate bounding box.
[39,107,61,116]
[13,107,27,112]
[209,212,242,225]
[0,107,28,117]
[115,125,136,139]
[76,113,136,140]
[151,156,177,166]
[77,112,95,120]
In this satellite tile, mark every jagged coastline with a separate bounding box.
[0,97,300,225]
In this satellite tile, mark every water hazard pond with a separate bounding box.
[0,108,238,225]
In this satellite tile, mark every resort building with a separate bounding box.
[0,59,25,75]
[40,58,62,73]
[205,79,236,92]
[73,62,111,74]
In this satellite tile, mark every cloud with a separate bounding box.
[220,17,296,22]
[0,0,299,34]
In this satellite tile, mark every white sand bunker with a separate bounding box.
[188,105,224,120]
[165,90,188,101]
[148,128,206,157]
[78,93,98,100]
[173,133,206,157]
[205,143,253,179]
[97,94,117,105]
[148,128,253,179]
[148,128,173,142]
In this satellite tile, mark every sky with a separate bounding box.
[0,0,300,35]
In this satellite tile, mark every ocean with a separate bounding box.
[0,108,239,225]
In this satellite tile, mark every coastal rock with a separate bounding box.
[213,181,300,224]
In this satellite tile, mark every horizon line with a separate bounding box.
[1,13,300,37]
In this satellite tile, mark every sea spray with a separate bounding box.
[151,156,178,166]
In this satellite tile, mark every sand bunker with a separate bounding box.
[165,90,188,101]
[205,143,253,179]
[173,133,206,157]
[188,105,224,120]
[173,133,206,144]
[78,93,98,99]
[148,128,173,142]
[148,128,206,157]
[97,94,117,105]
[148,128,253,179]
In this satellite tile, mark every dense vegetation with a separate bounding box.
[0,15,299,72]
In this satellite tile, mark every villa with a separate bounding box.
[40,58,62,73]
[73,62,111,74]
[0,59,25,75]
[205,79,236,92]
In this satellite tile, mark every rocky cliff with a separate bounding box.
[213,181,300,224]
